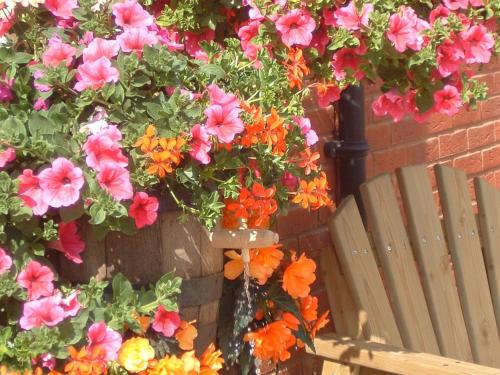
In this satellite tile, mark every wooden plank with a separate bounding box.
[329,196,403,346]
[310,334,500,375]
[361,174,440,354]
[397,165,472,362]
[475,177,500,328]
[436,165,500,367]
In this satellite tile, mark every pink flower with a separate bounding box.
[469,0,484,6]
[332,45,365,81]
[281,171,299,192]
[207,84,239,111]
[83,38,120,63]
[34,98,49,111]
[18,169,48,216]
[97,163,133,201]
[460,25,495,64]
[0,76,14,102]
[42,38,76,68]
[33,353,56,370]
[434,85,462,116]
[20,295,65,330]
[74,57,120,92]
[429,5,451,24]
[33,70,51,92]
[87,322,122,361]
[275,9,316,47]
[0,147,15,168]
[44,0,78,19]
[184,29,215,62]
[204,105,244,143]
[48,221,85,264]
[316,84,342,108]
[310,26,330,56]
[292,116,318,146]
[334,1,373,31]
[443,0,468,10]
[154,26,184,52]
[372,90,406,122]
[117,27,158,56]
[17,260,54,300]
[0,247,12,275]
[387,6,429,52]
[112,0,153,29]
[39,158,84,208]
[129,192,159,229]
[323,7,336,27]
[189,124,212,164]
[60,290,81,317]
[84,126,128,171]
[152,306,180,337]
[437,39,464,77]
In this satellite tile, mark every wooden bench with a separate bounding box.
[308,164,500,374]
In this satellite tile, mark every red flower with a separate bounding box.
[152,305,181,337]
[48,221,85,264]
[17,260,54,300]
[129,192,159,229]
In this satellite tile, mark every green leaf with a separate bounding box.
[112,273,134,304]
[60,200,85,222]
[28,112,58,136]
[199,64,225,79]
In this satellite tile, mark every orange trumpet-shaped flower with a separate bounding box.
[244,320,296,363]
[284,48,310,89]
[175,321,198,351]
[299,295,318,323]
[282,252,316,299]
[200,343,224,375]
[65,346,107,375]
[310,310,330,338]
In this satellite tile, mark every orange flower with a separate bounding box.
[137,315,151,335]
[200,344,224,375]
[244,321,296,363]
[135,125,158,153]
[148,351,200,375]
[292,172,333,210]
[282,252,316,299]
[282,312,300,331]
[223,244,284,285]
[296,148,320,175]
[300,295,318,323]
[310,310,330,338]
[0,367,42,375]
[284,48,310,89]
[175,321,198,351]
[65,346,107,375]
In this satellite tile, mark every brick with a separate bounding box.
[495,121,500,141]
[481,95,500,121]
[307,106,336,136]
[495,170,500,188]
[366,123,391,151]
[452,106,481,128]
[371,147,408,175]
[276,208,318,239]
[298,227,332,255]
[426,113,453,134]
[407,137,439,164]
[476,73,495,95]
[482,144,500,170]
[391,120,427,144]
[467,122,495,150]
[493,72,500,95]
[439,129,467,158]
[453,151,483,175]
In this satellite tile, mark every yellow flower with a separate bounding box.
[118,337,155,373]
[148,352,200,375]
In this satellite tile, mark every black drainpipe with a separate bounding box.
[324,85,369,221]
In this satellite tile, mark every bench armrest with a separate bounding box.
[308,334,500,375]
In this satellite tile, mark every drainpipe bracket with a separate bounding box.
[335,140,370,159]
[324,140,343,159]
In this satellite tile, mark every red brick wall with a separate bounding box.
[267,61,500,374]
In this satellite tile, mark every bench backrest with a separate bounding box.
[328,164,500,368]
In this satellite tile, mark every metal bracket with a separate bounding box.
[324,140,343,159]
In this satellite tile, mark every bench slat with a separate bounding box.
[361,174,440,354]
[475,177,500,329]
[436,165,500,367]
[397,165,472,362]
[329,196,403,346]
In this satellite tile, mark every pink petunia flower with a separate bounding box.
[0,147,15,169]
[184,29,215,62]
[129,192,159,229]
[39,158,84,208]
[372,90,406,122]
[83,38,120,63]
[404,90,435,123]
[189,124,212,165]
[387,6,429,52]
[292,116,318,146]
[434,84,462,116]
[17,260,54,301]
[20,295,65,330]
[443,0,468,10]
[334,1,373,31]
[0,75,14,102]
[42,37,76,68]
[0,247,12,275]
[33,70,51,93]
[112,0,153,29]
[207,84,240,111]
[18,169,49,216]
[460,24,495,64]
[87,322,122,361]
[204,105,244,144]
[32,353,56,370]
[34,98,49,111]
[436,39,464,77]
[84,126,128,171]
[152,306,180,337]
[323,7,336,27]
[275,9,316,47]
[74,57,120,92]
[153,25,184,52]
[332,45,366,81]
[97,163,133,201]
[48,221,85,264]
[59,290,82,317]
[237,19,263,62]
[44,0,78,19]
[316,84,342,108]
[429,4,451,24]
[117,27,158,56]
[310,26,330,56]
